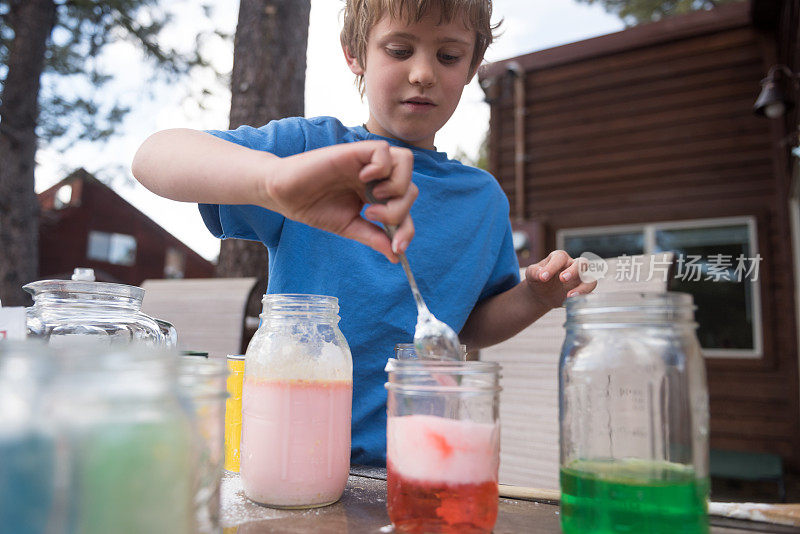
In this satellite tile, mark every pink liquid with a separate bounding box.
[240,378,352,507]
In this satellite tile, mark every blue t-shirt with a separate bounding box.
[199,116,520,466]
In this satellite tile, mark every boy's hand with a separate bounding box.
[524,250,597,308]
[266,141,417,262]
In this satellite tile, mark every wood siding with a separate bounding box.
[483,2,800,469]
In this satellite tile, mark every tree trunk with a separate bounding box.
[217,0,310,348]
[0,0,56,305]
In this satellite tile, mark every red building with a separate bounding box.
[38,168,215,285]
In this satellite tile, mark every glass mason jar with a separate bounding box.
[0,341,56,533]
[385,358,502,534]
[49,344,194,534]
[559,292,709,534]
[23,268,172,347]
[241,294,353,508]
[178,356,228,533]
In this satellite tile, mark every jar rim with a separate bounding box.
[385,358,501,377]
[261,293,339,305]
[178,356,228,378]
[23,279,144,301]
[566,291,694,312]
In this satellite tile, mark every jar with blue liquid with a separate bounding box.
[0,341,55,534]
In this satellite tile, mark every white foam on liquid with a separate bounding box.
[387,414,499,485]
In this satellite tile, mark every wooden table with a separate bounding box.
[220,468,798,533]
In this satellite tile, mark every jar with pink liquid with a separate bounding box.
[385,358,502,533]
[241,294,353,508]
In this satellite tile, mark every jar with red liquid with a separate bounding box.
[241,294,353,508]
[385,358,502,533]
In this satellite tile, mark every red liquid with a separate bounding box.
[387,462,498,533]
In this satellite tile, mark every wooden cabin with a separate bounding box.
[38,168,215,286]
[480,0,800,475]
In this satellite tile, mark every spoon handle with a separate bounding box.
[365,182,430,316]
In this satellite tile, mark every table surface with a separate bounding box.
[220,468,798,533]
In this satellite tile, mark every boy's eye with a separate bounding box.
[438,52,461,64]
[386,48,412,59]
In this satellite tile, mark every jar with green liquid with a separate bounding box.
[559,292,709,534]
[50,345,194,534]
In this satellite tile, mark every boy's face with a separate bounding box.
[345,10,477,150]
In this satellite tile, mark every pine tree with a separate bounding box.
[0,0,222,304]
[576,0,744,25]
[215,0,311,350]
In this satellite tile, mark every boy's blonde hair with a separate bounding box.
[341,0,500,89]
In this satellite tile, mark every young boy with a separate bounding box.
[132,0,595,466]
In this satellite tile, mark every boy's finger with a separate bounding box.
[358,145,393,184]
[341,217,398,263]
[558,258,584,283]
[390,212,415,255]
[364,183,417,227]
[538,250,572,281]
[567,280,598,298]
[366,147,413,200]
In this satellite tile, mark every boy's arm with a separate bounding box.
[132,128,417,261]
[459,251,597,350]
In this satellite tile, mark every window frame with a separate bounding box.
[557,216,762,359]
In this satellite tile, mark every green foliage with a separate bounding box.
[451,130,489,171]
[575,0,745,25]
[0,0,228,149]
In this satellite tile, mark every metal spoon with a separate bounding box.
[365,183,462,361]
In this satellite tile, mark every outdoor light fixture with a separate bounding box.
[754,64,799,119]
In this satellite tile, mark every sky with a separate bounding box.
[34,0,624,262]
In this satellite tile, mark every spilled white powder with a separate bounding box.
[220,472,336,528]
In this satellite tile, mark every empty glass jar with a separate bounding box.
[385,358,502,533]
[559,292,709,534]
[178,356,228,533]
[24,268,173,347]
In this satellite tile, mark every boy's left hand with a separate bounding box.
[524,250,597,309]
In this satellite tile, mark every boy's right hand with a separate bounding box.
[266,141,417,263]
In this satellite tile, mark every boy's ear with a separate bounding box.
[342,44,365,75]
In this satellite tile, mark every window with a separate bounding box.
[562,229,644,260]
[558,217,762,358]
[164,247,186,279]
[53,185,72,209]
[87,231,137,266]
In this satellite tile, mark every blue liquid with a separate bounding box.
[0,433,55,534]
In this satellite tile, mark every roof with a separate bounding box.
[479,0,753,81]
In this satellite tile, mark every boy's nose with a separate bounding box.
[408,58,435,87]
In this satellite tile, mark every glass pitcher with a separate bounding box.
[23,268,173,347]
[559,292,709,534]
[240,294,353,508]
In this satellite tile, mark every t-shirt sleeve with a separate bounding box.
[478,222,521,302]
[197,118,308,247]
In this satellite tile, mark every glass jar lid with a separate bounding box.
[23,268,144,303]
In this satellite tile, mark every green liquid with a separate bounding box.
[560,459,709,534]
[69,419,194,534]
